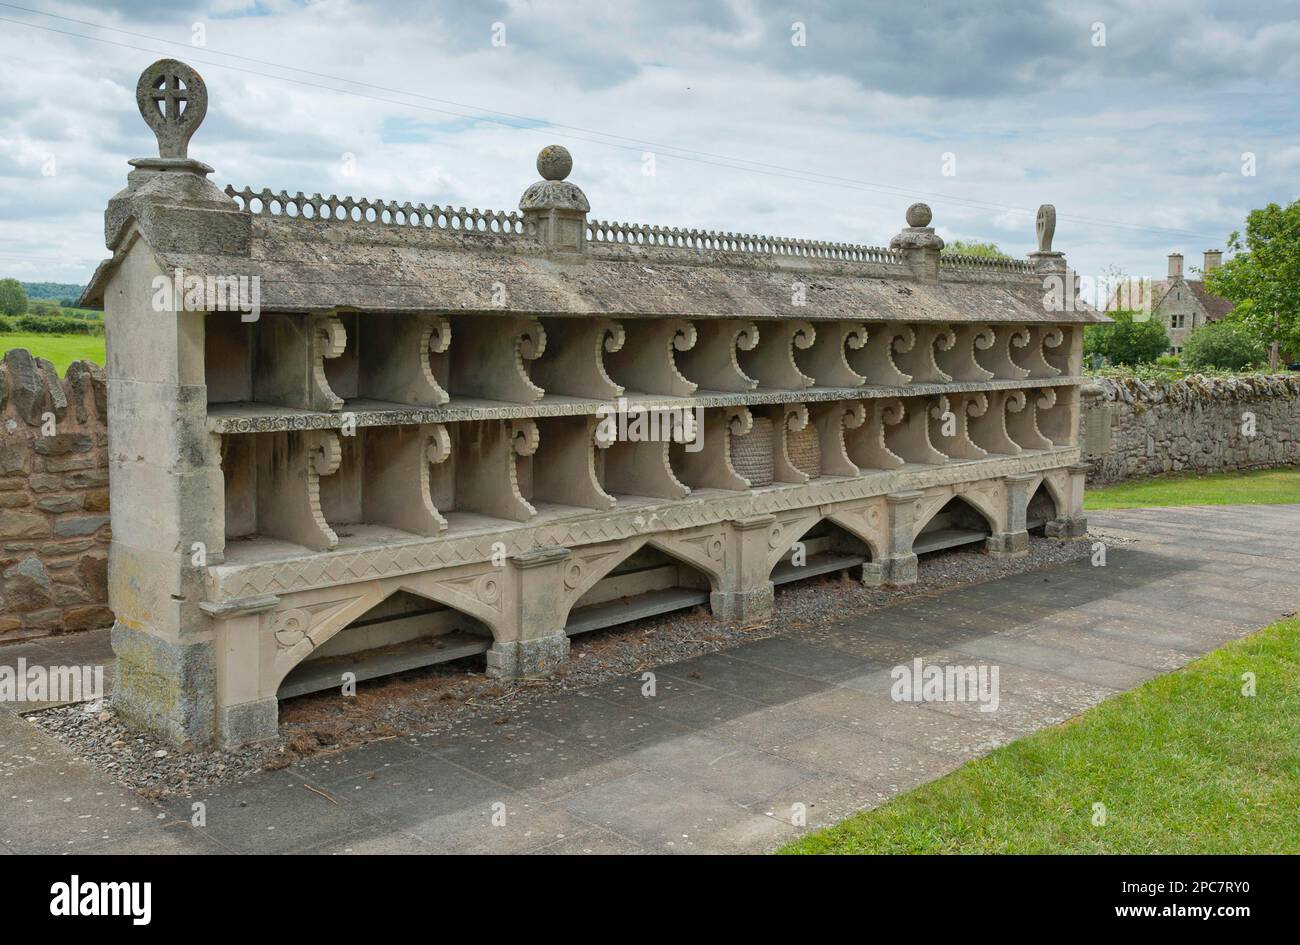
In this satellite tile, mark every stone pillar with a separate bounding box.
[1046,462,1090,538]
[889,203,943,284]
[487,547,572,677]
[105,60,249,746]
[205,594,281,747]
[711,515,776,622]
[987,473,1035,557]
[868,491,921,585]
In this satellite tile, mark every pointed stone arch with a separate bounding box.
[1025,479,1063,533]
[269,571,505,698]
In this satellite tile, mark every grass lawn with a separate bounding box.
[1085,467,1300,510]
[0,333,105,373]
[780,618,1299,854]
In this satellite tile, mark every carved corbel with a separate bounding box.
[935,324,996,381]
[769,402,812,483]
[672,405,753,490]
[740,320,816,389]
[845,397,905,470]
[849,322,914,387]
[255,430,341,551]
[893,324,953,384]
[796,321,867,388]
[356,314,450,406]
[361,423,451,535]
[886,395,948,464]
[676,320,759,392]
[311,314,347,410]
[601,420,691,499]
[929,393,986,460]
[1013,326,1064,379]
[533,415,617,510]
[449,315,548,402]
[966,390,1022,455]
[605,319,698,396]
[1006,388,1054,450]
[976,325,1033,379]
[452,418,539,522]
[1044,325,1081,376]
[1034,386,1077,446]
[809,400,865,477]
[532,318,626,400]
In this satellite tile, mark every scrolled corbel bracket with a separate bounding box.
[311,314,347,411]
[846,397,906,470]
[797,321,867,387]
[741,320,816,389]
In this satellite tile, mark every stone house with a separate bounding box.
[1113,251,1234,355]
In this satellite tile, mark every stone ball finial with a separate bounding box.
[905,202,932,228]
[136,59,208,160]
[537,145,573,181]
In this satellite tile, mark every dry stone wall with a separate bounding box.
[1080,374,1300,484]
[0,348,111,642]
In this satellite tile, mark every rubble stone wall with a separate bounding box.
[0,349,111,642]
[1080,374,1300,484]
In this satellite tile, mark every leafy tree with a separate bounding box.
[28,299,62,317]
[1203,199,1300,370]
[0,278,27,316]
[1084,309,1169,366]
[1180,320,1268,371]
[941,240,1010,259]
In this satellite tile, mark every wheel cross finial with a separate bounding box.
[135,59,208,160]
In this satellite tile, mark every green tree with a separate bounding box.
[1084,309,1170,366]
[28,299,61,317]
[1180,320,1268,371]
[941,240,1010,259]
[1202,199,1300,371]
[0,278,27,316]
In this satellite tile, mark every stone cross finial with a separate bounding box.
[136,59,208,160]
[1035,204,1056,254]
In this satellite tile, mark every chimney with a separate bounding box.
[1167,252,1183,279]
[1203,249,1222,273]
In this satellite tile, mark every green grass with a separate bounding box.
[0,333,105,373]
[1085,467,1300,510]
[780,618,1300,854]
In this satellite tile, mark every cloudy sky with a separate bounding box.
[1,0,1298,289]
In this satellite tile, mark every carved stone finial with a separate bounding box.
[905,202,932,228]
[1035,204,1056,254]
[537,145,573,182]
[136,59,208,160]
[520,144,589,255]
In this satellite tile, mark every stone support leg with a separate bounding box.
[486,547,572,678]
[711,515,776,622]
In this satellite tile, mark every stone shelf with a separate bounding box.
[206,376,1084,432]
[207,446,1079,599]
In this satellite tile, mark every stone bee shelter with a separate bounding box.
[84,60,1105,747]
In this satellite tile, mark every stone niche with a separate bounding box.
[82,59,1108,747]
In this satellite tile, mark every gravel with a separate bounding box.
[27,532,1105,798]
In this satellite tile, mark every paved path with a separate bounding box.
[3,504,1297,854]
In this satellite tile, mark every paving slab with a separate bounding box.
[2,503,1296,854]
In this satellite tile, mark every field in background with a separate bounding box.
[1085,467,1300,509]
[0,334,105,373]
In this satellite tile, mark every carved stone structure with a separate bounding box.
[83,60,1108,746]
